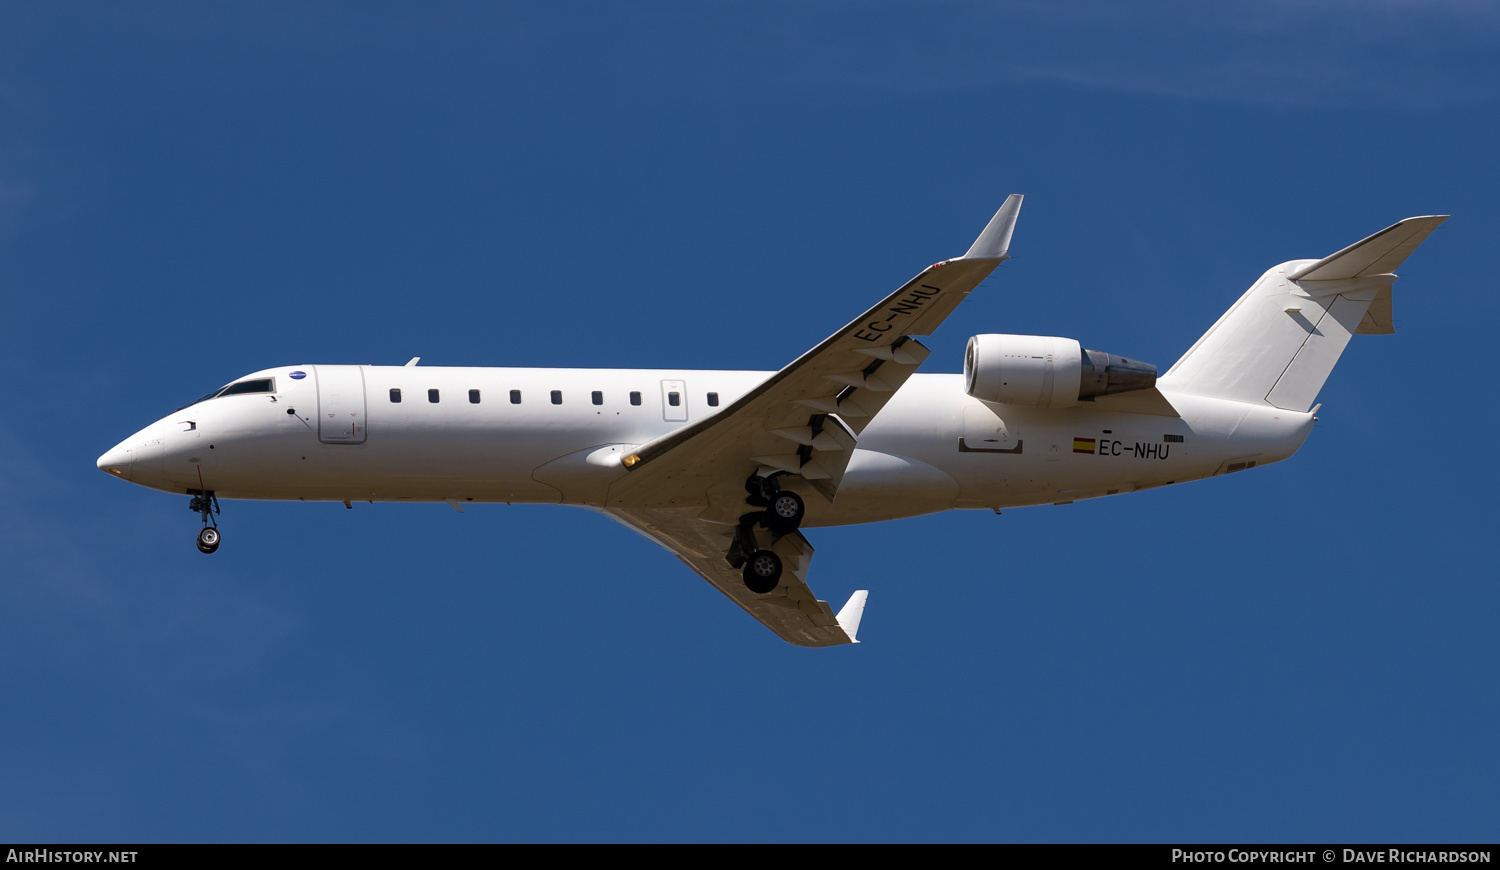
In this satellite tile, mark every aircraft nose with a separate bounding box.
[97,442,132,480]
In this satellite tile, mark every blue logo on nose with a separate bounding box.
[289,371,306,380]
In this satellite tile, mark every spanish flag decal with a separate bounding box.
[1072,437,1096,454]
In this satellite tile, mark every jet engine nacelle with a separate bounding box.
[963,334,1157,408]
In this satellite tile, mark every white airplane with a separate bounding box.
[97,197,1445,647]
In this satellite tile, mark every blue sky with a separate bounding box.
[1,1,1496,843]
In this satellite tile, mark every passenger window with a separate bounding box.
[510,389,521,404]
[630,391,642,406]
[591,391,603,406]
[551,390,563,405]
[668,392,681,407]
[428,389,440,403]
[469,389,481,404]
[707,392,719,407]
[390,388,402,403]
[218,378,275,397]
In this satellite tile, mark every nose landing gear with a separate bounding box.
[188,489,221,554]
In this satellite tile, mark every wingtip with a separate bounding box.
[962,194,1024,260]
[837,590,868,643]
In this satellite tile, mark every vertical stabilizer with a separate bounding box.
[1161,216,1446,412]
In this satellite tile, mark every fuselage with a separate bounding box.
[98,364,1315,524]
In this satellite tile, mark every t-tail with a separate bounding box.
[1159,215,1448,412]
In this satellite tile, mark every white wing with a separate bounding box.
[607,196,1023,646]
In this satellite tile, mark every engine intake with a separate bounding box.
[964,334,1157,408]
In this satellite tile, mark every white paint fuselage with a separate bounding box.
[98,364,1314,523]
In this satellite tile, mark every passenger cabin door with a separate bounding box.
[660,379,688,423]
[315,365,367,444]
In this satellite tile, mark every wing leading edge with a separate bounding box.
[608,197,1024,645]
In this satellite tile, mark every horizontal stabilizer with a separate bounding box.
[1289,215,1448,281]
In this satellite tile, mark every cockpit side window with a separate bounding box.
[217,378,276,397]
[178,377,277,411]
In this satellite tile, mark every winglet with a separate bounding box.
[1288,215,1449,281]
[836,590,868,643]
[962,194,1024,260]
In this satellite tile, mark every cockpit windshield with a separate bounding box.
[178,377,276,410]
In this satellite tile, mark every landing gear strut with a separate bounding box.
[188,489,221,554]
[727,473,804,594]
[728,520,784,592]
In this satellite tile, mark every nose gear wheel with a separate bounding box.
[188,489,221,554]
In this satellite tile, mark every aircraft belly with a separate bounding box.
[200,419,611,504]
[806,449,959,526]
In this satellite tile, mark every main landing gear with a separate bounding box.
[765,490,806,535]
[743,549,783,595]
[726,473,807,594]
[188,489,221,554]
